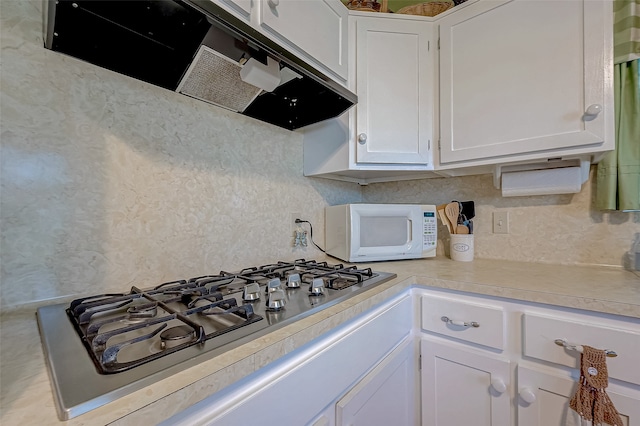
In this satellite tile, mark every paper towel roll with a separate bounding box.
[501,167,584,197]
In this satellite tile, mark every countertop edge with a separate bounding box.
[411,276,640,319]
[74,271,640,424]
[1,260,639,425]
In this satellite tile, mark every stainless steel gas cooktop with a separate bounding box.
[36,259,396,420]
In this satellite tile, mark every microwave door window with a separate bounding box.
[359,217,409,247]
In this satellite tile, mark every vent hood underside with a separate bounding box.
[44,0,356,130]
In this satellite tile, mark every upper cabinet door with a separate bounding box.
[260,0,348,80]
[354,16,435,164]
[438,0,612,165]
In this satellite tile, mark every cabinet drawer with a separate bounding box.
[523,313,640,385]
[421,295,505,350]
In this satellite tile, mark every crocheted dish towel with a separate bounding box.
[569,345,623,426]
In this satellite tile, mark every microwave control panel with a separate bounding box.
[422,211,437,249]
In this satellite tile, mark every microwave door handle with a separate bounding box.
[408,219,413,244]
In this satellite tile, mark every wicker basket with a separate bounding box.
[396,1,453,16]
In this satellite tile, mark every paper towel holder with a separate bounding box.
[493,158,591,190]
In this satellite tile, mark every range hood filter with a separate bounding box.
[177,46,262,113]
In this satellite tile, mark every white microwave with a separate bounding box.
[325,204,437,262]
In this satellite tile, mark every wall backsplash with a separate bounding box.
[362,171,639,268]
[1,1,637,312]
[0,1,360,310]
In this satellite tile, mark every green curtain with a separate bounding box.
[595,0,640,211]
[613,0,640,64]
[595,60,640,211]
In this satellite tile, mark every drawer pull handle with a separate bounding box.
[441,316,479,328]
[554,339,617,358]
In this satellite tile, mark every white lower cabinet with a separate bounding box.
[417,287,640,426]
[162,293,414,426]
[337,338,418,426]
[421,339,511,426]
[164,287,638,426]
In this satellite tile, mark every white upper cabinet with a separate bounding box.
[303,13,439,184]
[438,0,613,167]
[354,15,435,164]
[304,0,613,183]
[260,0,348,81]
[209,0,348,82]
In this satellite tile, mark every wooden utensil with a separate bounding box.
[445,202,460,234]
[437,204,453,234]
[456,224,470,234]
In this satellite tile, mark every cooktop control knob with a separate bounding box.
[287,273,301,288]
[243,283,261,301]
[267,289,286,311]
[266,278,282,293]
[309,278,325,296]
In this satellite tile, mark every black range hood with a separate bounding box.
[44,0,356,130]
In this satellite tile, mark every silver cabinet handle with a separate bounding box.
[357,133,367,144]
[554,338,617,357]
[441,316,479,328]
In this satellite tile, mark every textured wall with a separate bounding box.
[0,1,361,310]
[362,171,639,268]
[2,1,636,311]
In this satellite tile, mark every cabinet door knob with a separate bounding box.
[583,104,603,121]
[267,0,279,7]
[519,388,537,404]
[491,379,507,394]
[357,133,367,144]
[585,104,602,116]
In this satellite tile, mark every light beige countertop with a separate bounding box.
[1,258,638,425]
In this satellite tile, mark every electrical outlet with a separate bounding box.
[493,211,509,234]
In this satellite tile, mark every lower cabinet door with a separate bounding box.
[421,339,511,426]
[307,409,335,426]
[336,338,417,426]
[162,294,413,426]
[518,365,640,426]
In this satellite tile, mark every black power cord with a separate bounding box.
[295,219,326,253]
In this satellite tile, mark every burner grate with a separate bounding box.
[64,259,384,375]
[67,281,262,374]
